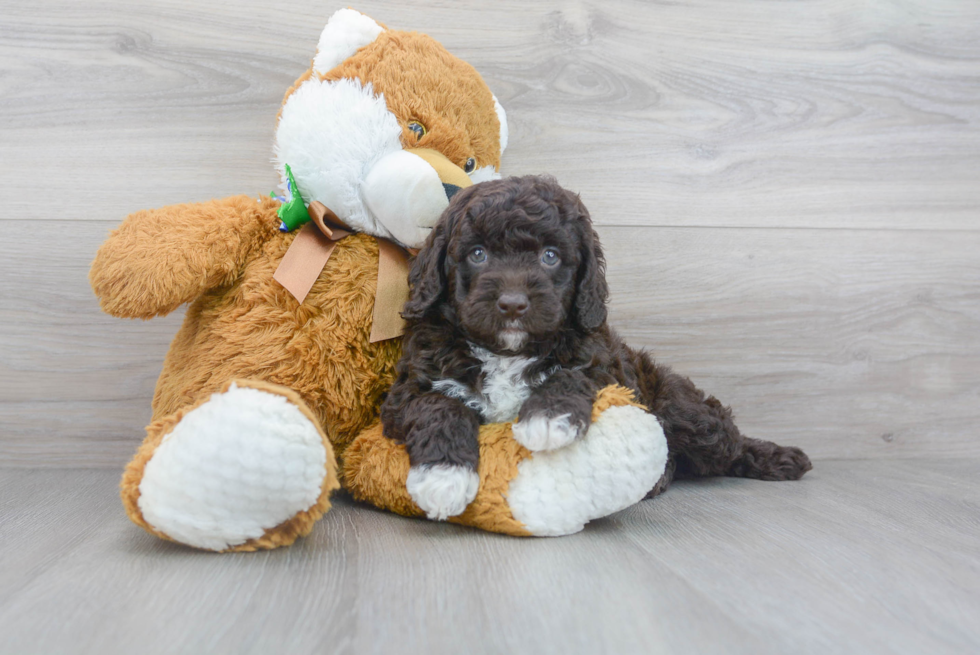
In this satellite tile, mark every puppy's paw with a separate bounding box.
[406,464,480,521]
[763,445,813,481]
[512,413,583,452]
[730,442,813,481]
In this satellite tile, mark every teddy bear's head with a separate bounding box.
[274,9,508,249]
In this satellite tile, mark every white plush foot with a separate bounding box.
[137,384,328,551]
[512,413,581,452]
[507,405,668,536]
[406,464,480,521]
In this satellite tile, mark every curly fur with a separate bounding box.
[381,175,812,495]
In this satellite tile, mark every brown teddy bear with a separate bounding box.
[90,9,667,551]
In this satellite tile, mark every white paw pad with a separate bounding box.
[137,384,328,551]
[512,413,581,451]
[406,464,480,521]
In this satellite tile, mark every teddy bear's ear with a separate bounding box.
[312,8,384,76]
[492,95,509,154]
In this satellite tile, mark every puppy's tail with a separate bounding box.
[630,348,812,494]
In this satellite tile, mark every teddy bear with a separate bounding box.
[89,8,667,551]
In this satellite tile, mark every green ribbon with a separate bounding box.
[277,163,311,232]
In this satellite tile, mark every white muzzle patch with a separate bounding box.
[362,150,450,248]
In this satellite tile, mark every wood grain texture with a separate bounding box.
[1,0,979,228]
[2,220,979,466]
[1,461,978,654]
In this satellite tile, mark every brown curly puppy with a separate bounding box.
[381,175,811,520]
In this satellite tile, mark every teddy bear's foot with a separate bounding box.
[342,386,667,537]
[406,464,480,521]
[122,380,338,552]
[506,403,667,536]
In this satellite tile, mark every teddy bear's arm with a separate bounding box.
[90,195,277,319]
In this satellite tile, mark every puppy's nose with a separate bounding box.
[497,292,529,318]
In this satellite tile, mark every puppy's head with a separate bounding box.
[403,175,608,353]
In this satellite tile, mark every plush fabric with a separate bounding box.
[120,379,340,553]
[92,200,402,454]
[289,29,504,172]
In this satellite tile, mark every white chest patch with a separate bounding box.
[432,345,550,423]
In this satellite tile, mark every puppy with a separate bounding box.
[381,175,812,520]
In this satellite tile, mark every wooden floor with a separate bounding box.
[1,460,978,654]
[2,1,980,653]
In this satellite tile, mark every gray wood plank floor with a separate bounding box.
[1,460,978,655]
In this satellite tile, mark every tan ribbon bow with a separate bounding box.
[273,201,412,343]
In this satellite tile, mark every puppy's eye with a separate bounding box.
[464,158,476,173]
[468,247,488,264]
[407,121,426,141]
[541,248,560,266]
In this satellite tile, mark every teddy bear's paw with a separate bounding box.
[137,384,329,551]
[406,464,480,521]
[512,413,582,452]
[507,404,668,536]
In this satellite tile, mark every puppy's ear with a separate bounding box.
[402,210,454,321]
[571,199,609,331]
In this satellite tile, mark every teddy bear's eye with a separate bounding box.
[464,158,476,173]
[408,121,426,141]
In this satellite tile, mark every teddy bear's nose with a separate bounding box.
[443,183,462,200]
